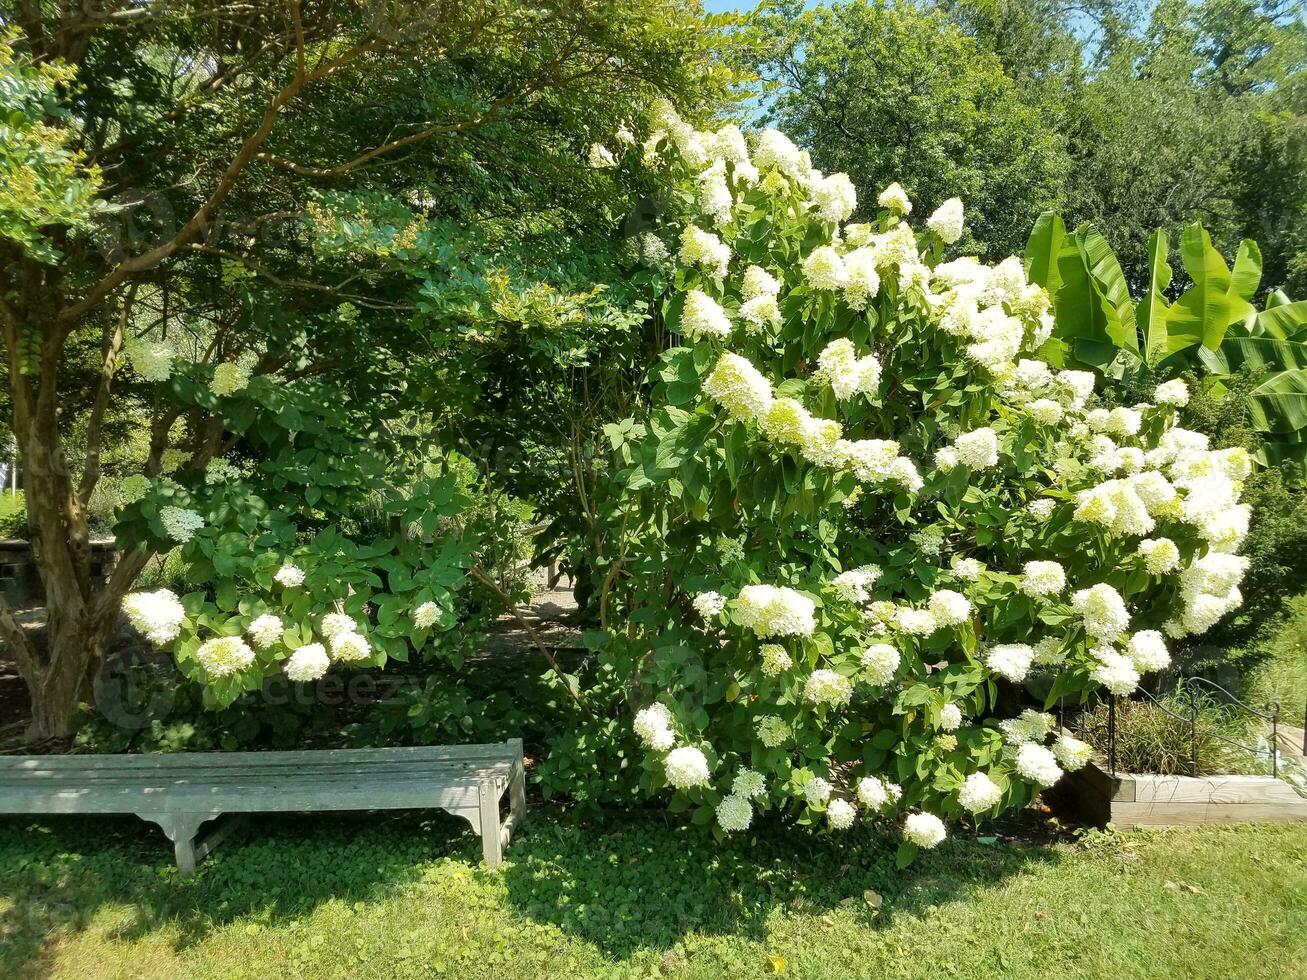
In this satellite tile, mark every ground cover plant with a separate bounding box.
[0,809,1304,979]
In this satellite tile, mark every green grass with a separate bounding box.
[1,808,1304,979]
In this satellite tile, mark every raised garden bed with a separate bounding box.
[1052,758,1307,829]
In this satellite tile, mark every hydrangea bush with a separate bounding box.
[600,105,1252,863]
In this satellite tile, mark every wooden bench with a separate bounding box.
[0,739,526,873]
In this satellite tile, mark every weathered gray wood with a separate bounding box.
[1055,759,1307,829]
[0,738,527,873]
[1131,773,1307,805]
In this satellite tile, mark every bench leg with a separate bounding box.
[478,779,503,868]
[136,811,223,874]
[509,761,527,827]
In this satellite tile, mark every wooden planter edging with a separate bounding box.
[1051,759,1307,829]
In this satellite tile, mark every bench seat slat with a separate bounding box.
[0,760,515,784]
[0,743,518,771]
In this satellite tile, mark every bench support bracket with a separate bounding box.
[136,811,237,874]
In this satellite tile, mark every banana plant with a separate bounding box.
[1025,213,1307,477]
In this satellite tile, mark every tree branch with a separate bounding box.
[78,284,137,504]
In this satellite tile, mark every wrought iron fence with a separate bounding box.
[1105,677,1280,779]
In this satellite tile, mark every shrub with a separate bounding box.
[595,108,1254,862]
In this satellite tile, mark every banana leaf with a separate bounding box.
[1167,223,1255,352]
[1247,369,1307,434]
[1137,228,1171,367]
[1197,337,1307,375]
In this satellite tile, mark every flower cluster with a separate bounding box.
[195,635,255,678]
[123,589,186,645]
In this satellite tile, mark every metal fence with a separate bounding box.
[1105,676,1281,779]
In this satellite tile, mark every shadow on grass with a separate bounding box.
[497,806,1066,960]
[0,808,483,977]
[0,803,1071,975]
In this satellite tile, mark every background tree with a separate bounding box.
[0,0,731,740]
[739,0,1071,258]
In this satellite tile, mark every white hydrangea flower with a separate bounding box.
[329,630,370,662]
[697,164,734,226]
[827,798,856,830]
[195,635,255,678]
[843,247,881,311]
[1028,398,1064,425]
[1154,379,1189,406]
[736,584,816,637]
[1000,709,1056,744]
[760,643,793,676]
[903,812,946,848]
[635,703,674,749]
[1033,636,1066,666]
[752,128,804,177]
[692,591,727,619]
[954,427,999,469]
[804,776,832,806]
[877,182,912,215]
[124,337,175,382]
[274,563,305,588]
[413,601,441,629]
[756,714,791,748]
[211,361,252,397]
[739,295,781,332]
[285,642,330,682]
[951,556,984,581]
[122,589,185,645]
[741,265,781,302]
[1015,742,1063,785]
[678,225,730,279]
[928,589,971,627]
[830,564,880,605]
[1053,734,1093,771]
[861,644,901,686]
[160,506,204,543]
[817,339,880,399]
[117,474,151,505]
[1056,370,1096,408]
[732,768,767,799]
[812,172,856,223]
[958,772,1002,812]
[926,197,964,243]
[803,245,847,290]
[680,289,732,339]
[1106,407,1142,437]
[703,352,774,423]
[856,775,898,811]
[246,613,283,650]
[896,606,938,636]
[320,612,357,641]
[939,702,963,732]
[1090,647,1141,695]
[985,644,1034,682]
[1027,498,1056,522]
[716,793,753,832]
[1125,629,1171,673]
[665,746,711,788]
[1020,560,1066,598]
[804,669,853,706]
[204,458,240,484]
[1071,584,1130,642]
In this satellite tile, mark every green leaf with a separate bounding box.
[895,841,918,869]
[1198,338,1307,375]
[1024,212,1066,295]
[1137,228,1171,368]
[1247,369,1307,434]
[1251,300,1307,340]
[1168,222,1254,352]
[1229,239,1263,303]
